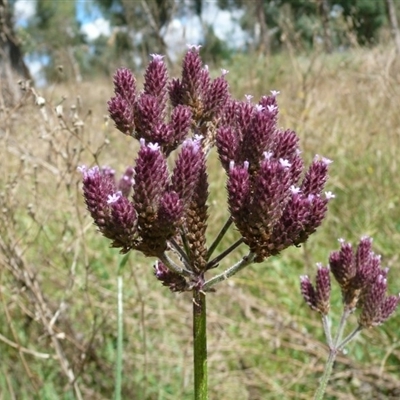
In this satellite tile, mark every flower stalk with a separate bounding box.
[115,253,130,400]
[193,290,208,400]
[115,274,123,400]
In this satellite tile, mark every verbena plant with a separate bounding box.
[79,46,399,399]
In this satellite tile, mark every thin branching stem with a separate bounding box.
[314,307,354,400]
[333,307,352,346]
[207,218,233,260]
[338,325,363,351]
[180,228,191,255]
[206,238,244,270]
[321,315,333,349]
[168,236,190,265]
[159,252,193,277]
[203,252,256,291]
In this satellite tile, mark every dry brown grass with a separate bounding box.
[1,45,400,399]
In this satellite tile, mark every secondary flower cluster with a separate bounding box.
[81,45,333,291]
[301,237,399,328]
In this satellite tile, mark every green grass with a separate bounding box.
[1,45,400,399]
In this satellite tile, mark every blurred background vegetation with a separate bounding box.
[1,0,400,399]
[3,0,400,83]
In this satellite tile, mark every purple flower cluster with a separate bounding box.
[301,237,399,327]
[300,264,331,316]
[108,55,192,156]
[217,93,333,261]
[81,45,333,291]
[80,137,204,259]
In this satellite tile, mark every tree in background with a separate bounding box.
[95,0,172,58]
[218,0,326,51]
[0,0,30,104]
[317,0,333,52]
[385,0,400,54]
[218,0,273,54]
[94,0,185,68]
[15,0,192,81]
[22,0,85,83]
[335,0,387,45]
[217,0,390,51]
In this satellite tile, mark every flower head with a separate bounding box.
[302,237,399,328]
[300,264,331,315]
[84,46,334,289]
[217,96,332,261]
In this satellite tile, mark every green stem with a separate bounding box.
[207,218,233,260]
[314,308,354,400]
[332,307,351,346]
[338,325,362,352]
[313,347,337,400]
[206,238,244,270]
[115,253,129,400]
[115,274,123,400]
[321,315,333,349]
[193,290,208,400]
